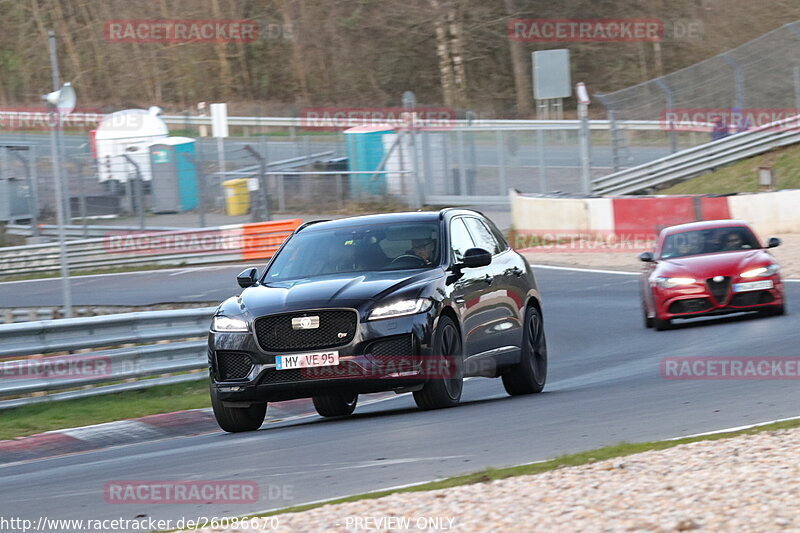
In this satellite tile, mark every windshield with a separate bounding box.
[264,221,441,281]
[660,226,760,259]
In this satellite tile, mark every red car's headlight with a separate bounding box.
[655,276,696,289]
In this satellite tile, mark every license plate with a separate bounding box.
[733,280,774,293]
[275,351,339,370]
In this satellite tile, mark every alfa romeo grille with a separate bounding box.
[706,276,731,304]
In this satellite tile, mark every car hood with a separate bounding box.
[657,249,774,278]
[238,269,442,316]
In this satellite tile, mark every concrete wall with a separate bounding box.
[511,189,800,244]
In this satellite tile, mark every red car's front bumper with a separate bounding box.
[653,276,784,320]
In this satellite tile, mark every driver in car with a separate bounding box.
[408,238,435,265]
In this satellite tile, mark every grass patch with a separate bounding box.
[661,142,800,194]
[0,380,210,440]
[245,417,800,520]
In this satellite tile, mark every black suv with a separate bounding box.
[209,209,547,432]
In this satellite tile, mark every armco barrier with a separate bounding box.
[510,189,800,246]
[0,218,302,277]
[0,307,216,409]
[592,113,800,195]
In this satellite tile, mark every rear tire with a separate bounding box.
[312,392,358,417]
[413,316,463,410]
[210,386,267,433]
[502,305,547,395]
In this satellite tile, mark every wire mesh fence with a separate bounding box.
[596,22,800,120]
[1,123,711,232]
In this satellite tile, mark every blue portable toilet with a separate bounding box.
[344,124,394,197]
[149,137,199,213]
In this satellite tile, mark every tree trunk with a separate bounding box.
[503,0,533,116]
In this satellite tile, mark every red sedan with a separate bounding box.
[640,220,785,330]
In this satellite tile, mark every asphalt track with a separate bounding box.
[2,267,800,527]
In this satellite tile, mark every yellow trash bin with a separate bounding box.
[222,178,251,216]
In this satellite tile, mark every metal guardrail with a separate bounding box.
[0,219,300,277]
[0,110,694,132]
[158,114,685,132]
[0,307,215,409]
[593,115,800,195]
[6,224,183,239]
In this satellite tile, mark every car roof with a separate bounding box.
[298,209,486,232]
[661,219,752,236]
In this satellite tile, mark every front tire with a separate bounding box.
[210,386,267,433]
[312,392,358,417]
[654,315,671,331]
[413,315,463,410]
[502,305,547,395]
[643,303,654,328]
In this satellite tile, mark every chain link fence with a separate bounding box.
[597,22,800,120]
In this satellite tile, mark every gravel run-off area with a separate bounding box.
[191,426,800,532]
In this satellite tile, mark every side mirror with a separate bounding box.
[767,237,781,248]
[237,268,259,288]
[460,248,492,269]
[639,252,654,262]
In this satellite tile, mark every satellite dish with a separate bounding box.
[43,82,76,116]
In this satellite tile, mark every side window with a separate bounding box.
[485,219,509,252]
[450,218,476,263]
[464,217,499,255]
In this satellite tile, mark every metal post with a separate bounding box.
[216,137,226,205]
[722,53,745,110]
[496,130,507,196]
[122,154,145,230]
[196,150,207,228]
[577,102,592,195]
[456,130,467,196]
[73,158,88,238]
[655,78,678,154]
[243,145,270,221]
[409,124,423,208]
[536,129,547,193]
[29,145,40,238]
[794,66,800,113]
[49,116,72,317]
[47,30,72,318]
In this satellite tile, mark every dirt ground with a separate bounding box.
[520,232,800,279]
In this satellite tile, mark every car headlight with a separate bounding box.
[368,298,433,320]
[740,264,780,278]
[655,276,696,289]
[212,315,249,332]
